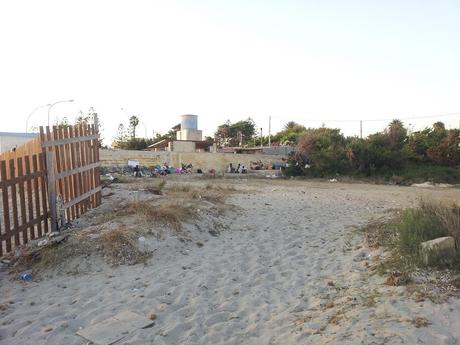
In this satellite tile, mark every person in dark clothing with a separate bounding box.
[133,165,142,177]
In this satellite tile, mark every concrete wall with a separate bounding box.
[171,141,196,153]
[176,129,202,141]
[100,149,286,172]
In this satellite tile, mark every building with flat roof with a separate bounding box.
[146,115,215,153]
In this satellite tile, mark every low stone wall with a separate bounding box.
[100,149,286,172]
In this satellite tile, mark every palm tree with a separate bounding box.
[129,115,140,138]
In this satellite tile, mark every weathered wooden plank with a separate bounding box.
[76,125,87,213]
[32,155,43,238]
[63,186,102,209]
[9,159,20,247]
[93,125,102,206]
[53,126,65,224]
[0,161,11,254]
[38,153,49,235]
[41,134,99,147]
[0,171,44,188]
[62,126,74,220]
[24,156,37,239]
[69,126,80,218]
[17,158,28,245]
[84,125,92,207]
[55,162,101,180]
[0,214,48,241]
[45,151,58,233]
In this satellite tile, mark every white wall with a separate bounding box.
[100,149,286,172]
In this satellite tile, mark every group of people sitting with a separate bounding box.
[250,160,265,170]
[227,163,247,174]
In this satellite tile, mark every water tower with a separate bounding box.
[176,114,202,141]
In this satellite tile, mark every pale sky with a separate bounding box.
[0,0,459,144]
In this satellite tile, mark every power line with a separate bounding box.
[270,111,460,124]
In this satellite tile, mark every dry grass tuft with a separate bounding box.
[412,316,432,328]
[100,227,151,265]
[165,183,236,205]
[124,201,198,230]
[385,271,410,286]
[11,225,152,272]
[144,179,167,195]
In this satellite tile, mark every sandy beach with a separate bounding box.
[1,177,459,345]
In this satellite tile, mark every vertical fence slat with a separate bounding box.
[69,126,80,218]
[32,155,43,238]
[75,125,85,214]
[93,125,101,206]
[25,156,35,240]
[80,124,88,211]
[1,161,12,253]
[9,159,20,247]
[62,127,74,220]
[84,125,91,208]
[17,158,28,244]
[38,152,49,234]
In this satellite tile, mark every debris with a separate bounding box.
[38,239,48,247]
[20,272,33,282]
[385,271,410,286]
[208,230,219,237]
[411,182,434,188]
[329,178,337,182]
[76,311,154,345]
[412,316,432,328]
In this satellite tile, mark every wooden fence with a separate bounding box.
[0,154,49,256]
[0,123,101,256]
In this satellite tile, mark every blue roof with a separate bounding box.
[0,132,39,138]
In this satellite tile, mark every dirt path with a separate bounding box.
[0,179,459,344]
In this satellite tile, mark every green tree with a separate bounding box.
[293,127,347,176]
[215,118,256,146]
[273,121,306,145]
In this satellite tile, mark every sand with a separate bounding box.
[0,178,459,345]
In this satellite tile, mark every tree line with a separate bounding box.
[286,120,460,183]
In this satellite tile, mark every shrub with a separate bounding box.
[397,200,460,268]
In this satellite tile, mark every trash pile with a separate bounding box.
[100,162,197,178]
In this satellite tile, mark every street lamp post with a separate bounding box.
[26,103,51,133]
[47,99,74,127]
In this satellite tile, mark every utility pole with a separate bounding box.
[268,116,271,147]
[260,127,263,147]
[360,120,363,139]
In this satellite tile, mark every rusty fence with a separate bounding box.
[0,124,101,256]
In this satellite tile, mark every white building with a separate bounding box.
[147,114,215,153]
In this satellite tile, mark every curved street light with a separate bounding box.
[26,103,51,133]
[47,99,74,127]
